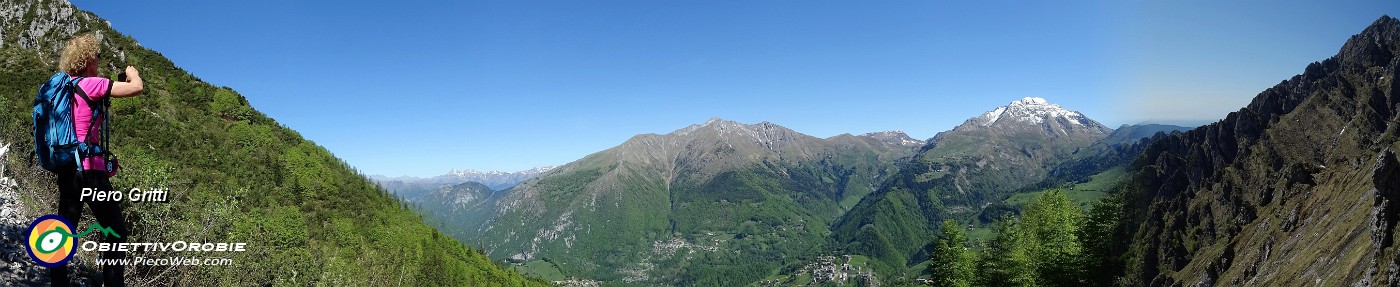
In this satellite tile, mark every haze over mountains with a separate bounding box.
[373,166,555,195]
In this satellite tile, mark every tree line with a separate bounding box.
[927,189,1127,287]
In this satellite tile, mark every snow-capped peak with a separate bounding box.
[859,131,925,146]
[976,97,1087,127]
[448,166,556,177]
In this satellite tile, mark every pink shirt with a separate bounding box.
[71,77,111,172]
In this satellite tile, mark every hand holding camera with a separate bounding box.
[118,65,138,82]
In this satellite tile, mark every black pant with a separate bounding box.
[50,170,127,287]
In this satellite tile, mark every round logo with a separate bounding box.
[26,214,76,268]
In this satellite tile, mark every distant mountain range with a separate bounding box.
[395,97,1187,285]
[395,117,924,284]
[1101,123,1194,145]
[390,16,1400,284]
[373,166,555,194]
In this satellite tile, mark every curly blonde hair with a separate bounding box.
[58,32,100,75]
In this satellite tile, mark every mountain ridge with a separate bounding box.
[454,118,919,285]
[373,166,555,192]
[831,96,1114,277]
[970,97,1099,128]
[1117,15,1400,285]
[448,101,1129,284]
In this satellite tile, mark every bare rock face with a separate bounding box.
[1372,150,1399,250]
[0,0,128,69]
[1372,149,1400,287]
[0,0,85,53]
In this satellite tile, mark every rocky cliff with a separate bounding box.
[1122,15,1400,286]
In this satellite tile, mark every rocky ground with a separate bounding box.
[0,142,47,286]
[0,142,94,286]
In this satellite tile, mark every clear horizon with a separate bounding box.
[70,0,1400,177]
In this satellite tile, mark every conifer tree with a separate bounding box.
[928,219,975,287]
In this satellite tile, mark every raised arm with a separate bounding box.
[110,66,143,98]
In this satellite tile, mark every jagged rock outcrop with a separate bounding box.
[1,0,82,55]
[1372,150,1399,251]
[0,0,127,73]
[1370,149,1400,287]
[1121,16,1400,286]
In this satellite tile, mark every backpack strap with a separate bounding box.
[100,92,112,162]
[70,77,96,106]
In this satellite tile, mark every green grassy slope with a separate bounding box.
[0,0,546,285]
[1004,168,1125,210]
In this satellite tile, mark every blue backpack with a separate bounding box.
[32,72,109,173]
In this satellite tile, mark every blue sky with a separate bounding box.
[71,0,1400,177]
